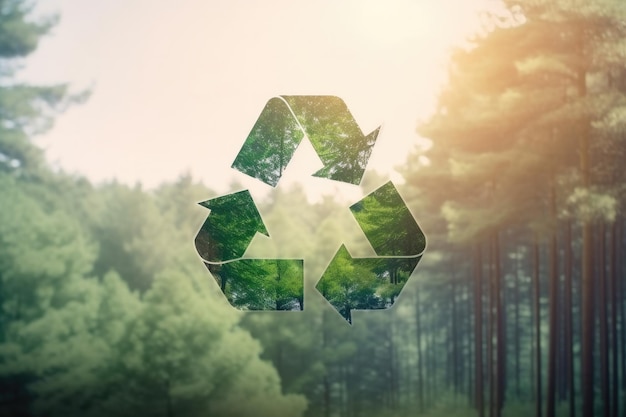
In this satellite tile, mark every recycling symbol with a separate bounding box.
[195,96,426,323]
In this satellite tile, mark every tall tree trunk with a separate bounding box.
[547,186,559,417]
[166,378,174,417]
[578,44,595,417]
[322,309,331,417]
[599,224,610,417]
[427,305,437,408]
[534,238,543,417]
[619,219,626,417]
[609,222,618,417]
[468,278,475,404]
[475,244,485,417]
[424,306,431,408]
[388,320,397,410]
[415,290,425,412]
[452,280,460,394]
[488,237,495,417]
[495,232,505,415]
[580,132,594,417]
[488,232,504,417]
[514,252,521,399]
[528,254,537,404]
[564,221,575,417]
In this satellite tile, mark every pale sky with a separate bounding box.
[19,0,493,202]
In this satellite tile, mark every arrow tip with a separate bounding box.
[369,126,381,141]
[197,190,269,239]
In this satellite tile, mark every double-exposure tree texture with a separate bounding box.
[3,0,626,416]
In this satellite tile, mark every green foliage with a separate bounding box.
[0,175,98,324]
[399,2,626,417]
[0,3,307,415]
[95,271,306,417]
[409,0,626,242]
[196,190,268,263]
[208,259,303,310]
[351,181,425,256]
[0,0,55,60]
[0,172,308,417]
[232,96,378,186]
[0,0,87,176]
[4,1,626,416]
[232,97,305,187]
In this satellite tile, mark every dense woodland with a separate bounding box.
[1,0,626,417]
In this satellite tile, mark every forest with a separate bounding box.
[1,0,626,416]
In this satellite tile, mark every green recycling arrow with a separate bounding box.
[195,96,426,324]
[231,96,380,187]
[194,190,304,311]
[195,190,268,262]
[315,182,426,323]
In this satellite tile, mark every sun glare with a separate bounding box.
[21,0,497,195]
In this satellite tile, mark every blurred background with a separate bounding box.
[1,0,625,416]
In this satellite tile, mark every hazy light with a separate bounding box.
[20,0,492,200]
